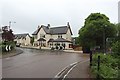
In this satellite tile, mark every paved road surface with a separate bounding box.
[2,48,89,78]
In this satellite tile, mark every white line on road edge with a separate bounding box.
[62,59,90,80]
[54,61,78,78]
[5,57,10,60]
[54,59,90,80]
[62,63,77,80]
[54,65,69,78]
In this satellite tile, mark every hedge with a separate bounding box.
[91,53,119,79]
[0,41,15,52]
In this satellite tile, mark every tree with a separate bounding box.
[112,41,120,57]
[73,37,80,45]
[78,13,116,53]
[2,26,15,41]
[30,37,34,45]
[115,23,120,41]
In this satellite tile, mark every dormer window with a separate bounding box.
[58,35,60,38]
[58,35,62,38]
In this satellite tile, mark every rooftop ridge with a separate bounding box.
[50,26,67,29]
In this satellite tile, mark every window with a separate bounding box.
[58,35,60,38]
[40,34,45,38]
[58,35,62,38]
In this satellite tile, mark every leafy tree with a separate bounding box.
[78,13,116,52]
[2,26,14,41]
[30,37,34,45]
[74,37,80,45]
[1,26,15,52]
[115,23,120,41]
[112,41,120,57]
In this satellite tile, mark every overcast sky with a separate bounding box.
[1,0,119,36]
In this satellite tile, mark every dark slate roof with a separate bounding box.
[49,26,68,35]
[14,33,30,39]
[32,28,40,35]
[42,26,50,33]
[37,38,46,41]
[32,25,49,35]
[32,25,73,35]
[48,38,54,43]
[49,38,71,43]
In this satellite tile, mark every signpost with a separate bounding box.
[5,45,11,52]
[5,45,8,52]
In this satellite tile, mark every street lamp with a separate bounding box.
[8,21,16,30]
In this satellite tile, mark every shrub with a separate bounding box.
[91,53,119,78]
[112,41,120,58]
[1,41,15,52]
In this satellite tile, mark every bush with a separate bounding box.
[91,53,119,78]
[112,41,120,58]
[0,41,15,52]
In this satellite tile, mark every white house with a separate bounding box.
[14,33,31,46]
[32,22,73,49]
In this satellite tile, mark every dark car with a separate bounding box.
[16,43,21,47]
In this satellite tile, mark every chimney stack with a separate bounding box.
[47,24,50,28]
[38,25,40,29]
[67,22,70,27]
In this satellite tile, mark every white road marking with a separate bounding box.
[54,61,78,79]
[62,59,90,80]
[54,59,90,80]
[5,57,10,60]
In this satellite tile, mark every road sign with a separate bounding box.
[9,45,11,51]
[5,45,8,51]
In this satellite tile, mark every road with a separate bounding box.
[2,48,89,78]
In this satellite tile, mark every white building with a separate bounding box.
[14,33,31,46]
[32,22,73,49]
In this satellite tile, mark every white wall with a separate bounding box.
[24,35,31,45]
[37,27,46,40]
[33,27,72,49]
[14,35,31,46]
[66,28,72,41]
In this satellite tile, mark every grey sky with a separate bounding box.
[1,0,119,36]
[118,1,120,23]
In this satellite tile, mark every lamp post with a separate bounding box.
[8,21,16,30]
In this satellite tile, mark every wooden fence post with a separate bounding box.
[97,55,100,79]
[98,55,100,71]
[90,51,92,67]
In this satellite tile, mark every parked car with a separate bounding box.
[16,43,21,47]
